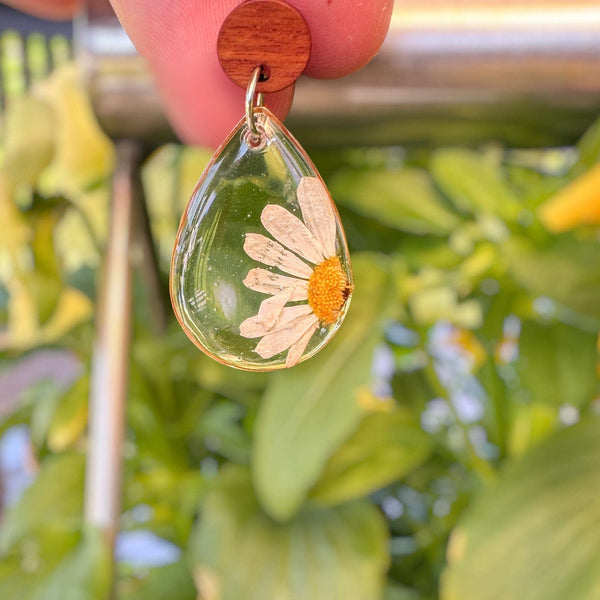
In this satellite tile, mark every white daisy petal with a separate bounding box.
[285,320,319,367]
[255,313,319,359]
[256,287,295,331]
[260,205,325,264]
[297,177,337,258]
[243,268,308,301]
[244,233,313,279]
[240,304,313,339]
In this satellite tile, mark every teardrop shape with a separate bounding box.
[170,107,353,371]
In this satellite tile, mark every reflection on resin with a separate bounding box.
[170,107,352,371]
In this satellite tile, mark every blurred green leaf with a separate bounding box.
[0,174,31,255]
[128,364,187,469]
[519,320,598,408]
[190,351,267,404]
[0,285,93,351]
[0,376,65,442]
[0,529,79,600]
[143,145,212,266]
[39,287,93,344]
[311,410,433,506]
[384,583,421,600]
[442,418,600,600]
[408,286,483,330]
[1,96,55,187]
[25,205,64,324]
[574,115,600,172]
[0,452,84,551]
[29,379,64,449]
[507,402,557,458]
[125,468,206,545]
[47,374,89,452]
[34,527,112,600]
[36,65,114,194]
[54,192,106,272]
[329,168,460,235]
[0,527,110,600]
[190,466,389,600]
[430,149,521,220]
[504,236,600,320]
[253,254,392,520]
[199,402,250,464]
[118,562,195,600]
[506,164,566,209]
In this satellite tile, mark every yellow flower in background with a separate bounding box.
[539,163,600,232]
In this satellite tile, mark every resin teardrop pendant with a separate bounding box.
[170,107,353,371]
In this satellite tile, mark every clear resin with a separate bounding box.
[170,107,352,371]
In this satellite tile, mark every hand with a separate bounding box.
[3,0,393,147]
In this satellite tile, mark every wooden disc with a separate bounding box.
[217,0,311,93]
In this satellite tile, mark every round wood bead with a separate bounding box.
[217,0,311,93]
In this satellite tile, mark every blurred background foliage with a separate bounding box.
[1,30,600,600]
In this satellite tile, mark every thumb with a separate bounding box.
[110,0,392,147]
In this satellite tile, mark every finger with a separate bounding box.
[290,0,394,78]
[110,0,392,147]
[1,0,80,20]
[138,32,296,150]
[110,0,294,148]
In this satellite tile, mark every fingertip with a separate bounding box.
[109,0,391,146]
[292,0,394,79]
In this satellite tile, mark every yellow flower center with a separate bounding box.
[307,256,351,324]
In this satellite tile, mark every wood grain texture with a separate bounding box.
[217,0,311,93]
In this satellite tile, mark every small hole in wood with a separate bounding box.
[259,65,271,82]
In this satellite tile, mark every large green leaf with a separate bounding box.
[0,529,79,600]
[0,527,110,600]
[34,527,112,600]
[253,254,392,520]
[507,401,557,458]
[0,452,85,551]
[518,320,598,408]
[310,410,433,506]
[442,419,600,600]
[329,168,460,234]
[190,466,389,600]
[430,149,521,220]
[504,236,600,320]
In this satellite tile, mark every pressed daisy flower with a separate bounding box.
[240,177,352,367]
